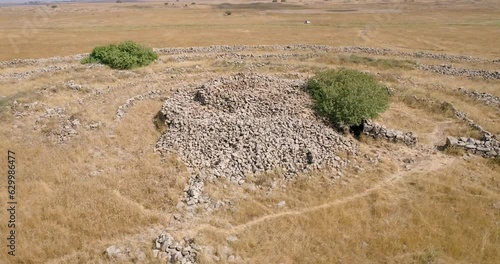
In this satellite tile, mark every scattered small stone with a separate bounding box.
[226,235,238,243]
[105,245,121,257]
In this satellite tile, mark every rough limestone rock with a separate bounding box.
[362,120,417,146]
[155,73,357,206]
[152,233,198,264]
[418,64,500,80]
[445,135,499,157]
[458,87,500,109]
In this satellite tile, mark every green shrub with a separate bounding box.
[272,0,278,2]
[224,10,232,16]
[306,68,390,127]
[81,41,158,69]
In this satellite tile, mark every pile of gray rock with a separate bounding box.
[155,73,356,182]
[458,87,500,108]
[446,135,499,157]
[362,120,417,146]
[152,233,199,264]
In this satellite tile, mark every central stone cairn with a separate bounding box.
[155,73,356,204]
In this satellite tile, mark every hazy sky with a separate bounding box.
[0,0,49,3]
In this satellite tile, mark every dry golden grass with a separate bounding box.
[0,1,499,263]
[1,1,500,61]
[197,155,499,263]
[0,77,188,262]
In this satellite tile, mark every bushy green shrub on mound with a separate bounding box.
[81,41,158,69]
[306,68,389,127]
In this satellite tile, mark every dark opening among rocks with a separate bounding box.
[350,122,365,138]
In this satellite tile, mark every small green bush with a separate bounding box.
[224,10,232,16]
[81,41,158,70]
[306,68,390,127]
[272,0,278,2]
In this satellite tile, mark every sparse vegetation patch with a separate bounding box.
[339,54,417,70]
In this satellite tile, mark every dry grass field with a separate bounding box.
[0,0,499,264]
[1,0,500,61]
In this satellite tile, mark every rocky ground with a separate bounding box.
[155,73,356,213]
[1,44,499,264]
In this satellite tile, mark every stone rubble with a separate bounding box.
[458,87,500,109]
[1,44,489,67]
[4,44,498,264]
[362,120,417,146]
[65,80,85,91]
[418,64,500,80]
[155,45,492,63]
[152,233,199,264]
[155,73,357,207]
[405,95,499,157]
[30,106,81,143]
[2,45,497,82]
[0,65,69,80]
[446,134,499,157]
[0,54,88,68]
